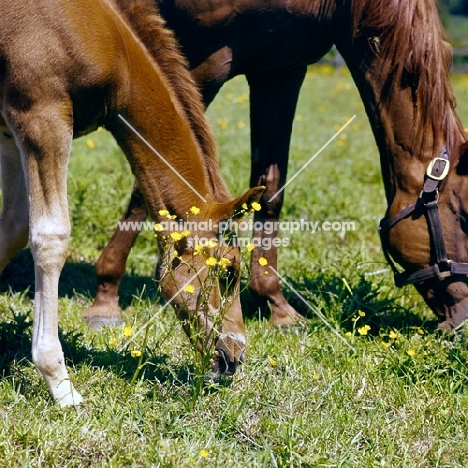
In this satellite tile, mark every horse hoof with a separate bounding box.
[82,304,124,330]
[269,303,305,328]
[212,332,246,376]
[85,315,124,330]
[436,320,466,336]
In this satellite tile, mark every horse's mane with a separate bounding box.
[113,0,231,200]
[351,0,465,156]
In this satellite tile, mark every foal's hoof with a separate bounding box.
[82,304,124,330]
[212,332,246,376]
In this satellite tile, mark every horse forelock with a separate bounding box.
[113,0,231,201]
[350,0,465,158]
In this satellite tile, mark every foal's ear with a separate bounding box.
[208,186,265,222]
[457,141,468,175]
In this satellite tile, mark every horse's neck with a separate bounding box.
[106,4,224,219]
[340,49,461,210]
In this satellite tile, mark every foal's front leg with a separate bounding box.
[10,110,83,406]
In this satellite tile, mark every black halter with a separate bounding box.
[379,146,468,288]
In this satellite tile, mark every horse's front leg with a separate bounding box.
[9,107,83,406]
[82,182,146,329]
[246,66,307,326]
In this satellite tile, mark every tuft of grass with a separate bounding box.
[1,68,468,466]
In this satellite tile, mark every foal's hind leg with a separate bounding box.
[0,128,29,272]
[7,108,83,406]
[246,66,307,327]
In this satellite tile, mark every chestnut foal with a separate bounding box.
[0,0,262,405]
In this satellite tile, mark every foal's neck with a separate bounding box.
[106,2,227,220]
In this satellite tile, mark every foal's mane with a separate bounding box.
[113,0,231,200]
[351,0,465,156]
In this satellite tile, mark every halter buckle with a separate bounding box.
[426,157,450,181]
[437,259,452,278]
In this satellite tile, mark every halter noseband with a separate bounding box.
[379,146,468,287]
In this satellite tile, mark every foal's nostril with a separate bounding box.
[217,348,228,374]
[216,348,241,376]
[238,349,246,363]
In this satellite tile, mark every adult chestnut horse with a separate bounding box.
[0,0,263,406]
[89,0,468,332]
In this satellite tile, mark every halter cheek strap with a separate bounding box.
[379,146,468,287]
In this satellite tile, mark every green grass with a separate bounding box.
[2,67,468,466]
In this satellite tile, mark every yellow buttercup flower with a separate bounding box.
[205,257,217,266]
[357,325,371,336]
[108,337,117,348]
[190,206,200,215]
[159,209,170,217]
[194,245,203,255]
[207,239,218,248]
[242,203,248,210]
[170,232,183,241]
[131,350,142,358]
[269,357,277,367]
[183,284,195,294]
[123,326,133,337]
[200,449,209,458]
[251,202,261,211]
[258,257,268,266]
[407,349,416,356]
[245,243,255,252]
[154,223,164,232]
[218,258,231,268]
[389,330,398,340]
[181,230,191,237]
[358,310,366,317]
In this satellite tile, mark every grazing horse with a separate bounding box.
[0,0,263,406]
[88,0,468,332]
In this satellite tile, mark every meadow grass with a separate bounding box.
[2,67,468,466]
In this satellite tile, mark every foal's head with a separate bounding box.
[156,187,264,374]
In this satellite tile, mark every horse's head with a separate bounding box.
[156,186,264,375]
[415,141,468,332]
[380,142,468,332]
